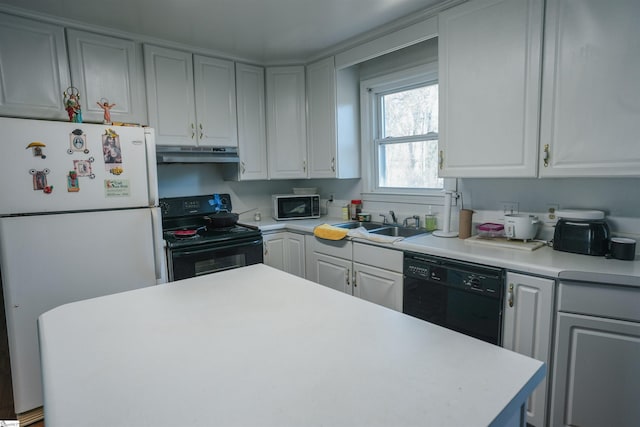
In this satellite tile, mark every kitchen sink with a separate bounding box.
[332,221,428,238]
[370,226,427,238]
[332,221,385,231]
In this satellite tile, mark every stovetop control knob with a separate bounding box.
[466,275,482,290]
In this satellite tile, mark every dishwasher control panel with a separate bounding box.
[404,252,504,297]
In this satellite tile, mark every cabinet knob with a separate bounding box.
[508,283,514,307]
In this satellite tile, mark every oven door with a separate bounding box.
[403,277,502,345]
[168,237,263,281]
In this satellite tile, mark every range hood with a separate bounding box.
[156,146,240,164]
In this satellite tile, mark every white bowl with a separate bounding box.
[292,187,318,195]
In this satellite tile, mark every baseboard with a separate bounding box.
[17,407,43,426]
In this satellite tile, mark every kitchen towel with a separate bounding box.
[313,224,349,240]
[347,227,405,244]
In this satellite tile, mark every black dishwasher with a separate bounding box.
[403,252,505,345]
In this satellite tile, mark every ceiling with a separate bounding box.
[0,0,446,63]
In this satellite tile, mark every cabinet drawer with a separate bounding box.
[305,235,352,259]
[353,243,402,273]
[558,281,640,322]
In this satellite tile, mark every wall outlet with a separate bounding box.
[547,204,560,220]
[501,201,519,214]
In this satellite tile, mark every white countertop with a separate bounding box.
[241,216,640,282]
[39,264,544,427]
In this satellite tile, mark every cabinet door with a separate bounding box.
[263,233,286,271]
[503,272,554,427]
[67,29,147,125]
[309,252,351,294]
[0,13,70,120]
[551,312,640,427]
[539,0,640,177]
[144,45,196,146]
[193,55,237,147]
[285,232,305,278]
[236,63,268,180]
[266,66,307,179]
[307,57,337,178]
[353,263,403,311]
[438,0,543,177]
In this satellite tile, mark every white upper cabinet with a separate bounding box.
[193,55,237,147]
[0,13,70,120]
[539,0,640,177]
[144,45,195,146]
[66,29,147,125]
[306,57,360,179]
[235,63,268,180]
[438,0,543,178]
[144,44,237,147]
[266,66,307,179]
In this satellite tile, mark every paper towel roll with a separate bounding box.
[458,209,474,239]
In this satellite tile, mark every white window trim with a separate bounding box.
[359,63,456,205]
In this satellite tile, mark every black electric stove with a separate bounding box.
[160,194,263,281]
[160,194,261,249]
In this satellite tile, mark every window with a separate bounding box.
[361,64,450,199]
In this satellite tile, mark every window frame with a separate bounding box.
[360,63,456,204]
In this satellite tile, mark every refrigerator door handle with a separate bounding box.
[145,128,159,207]
[151,206,168,284]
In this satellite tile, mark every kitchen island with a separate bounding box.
[38,264,544,427]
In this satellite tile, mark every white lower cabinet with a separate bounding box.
[550,280,640,427]
[263,232,305,278]
[312,252,352,294]
[305,237,403,311]
[502,272,554,427]
[352,243,403,311]
[305,236,353,293]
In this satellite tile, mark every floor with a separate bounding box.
[0,284,15,421]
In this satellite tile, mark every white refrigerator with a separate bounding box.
[0,117,167,415]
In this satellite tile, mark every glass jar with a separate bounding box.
[350,199,362,220]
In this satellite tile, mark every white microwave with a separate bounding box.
[272,194,321,220]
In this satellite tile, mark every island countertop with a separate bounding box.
[38,264,544,427]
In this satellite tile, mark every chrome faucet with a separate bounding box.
[389,210,397,224]
[379,213,388,224]
[403,215,421,229]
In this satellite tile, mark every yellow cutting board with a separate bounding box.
[464,235,546,251]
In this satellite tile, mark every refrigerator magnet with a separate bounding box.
[67,171,80,192]
[29,168,52,193]
[102,129,122,171]
[109,166,124,175]
[68,129,89,154]
[26,141,47,158]
[74,158,95,179]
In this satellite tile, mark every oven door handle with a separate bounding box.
[171,239,262,258]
